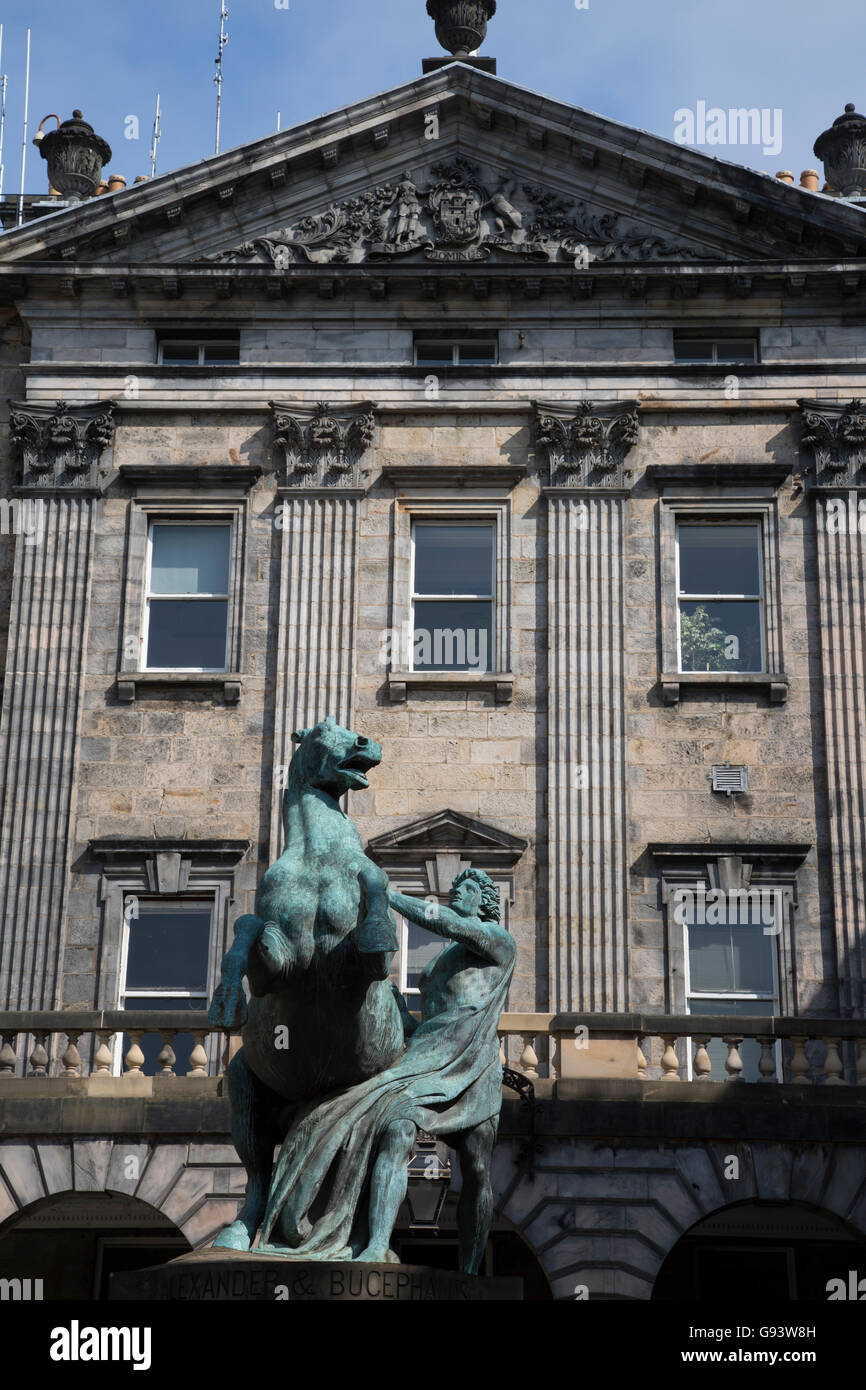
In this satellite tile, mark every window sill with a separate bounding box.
[660,672,788,705]
[386,671,513,704]
[116,672,243,703]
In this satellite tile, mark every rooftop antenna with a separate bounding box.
[0,25,8,200]
[149,92,161,178]
[214,1,228,156]
[16,27,30,227]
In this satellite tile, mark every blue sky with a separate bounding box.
[0,0,864,195]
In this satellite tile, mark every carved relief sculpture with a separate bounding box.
[208,159,718,270]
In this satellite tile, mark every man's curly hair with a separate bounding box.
[453,867,500,923]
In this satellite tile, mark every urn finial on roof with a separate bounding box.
[814,103,866,197]
[423,1,498,74]
[33,110,112,203]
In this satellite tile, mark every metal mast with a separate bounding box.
[16,28,30,227]
[214,1,228,156]
[149,92,161,178]
[0,26,8,201]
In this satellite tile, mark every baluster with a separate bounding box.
[498,1034,507,1067]
[636,1037,648,1081]
[660,1035,681,1081]
[857,1039,866,1087]
[28,1032,50,1078]
[822,1036,845,1086]
[0,1033,18,1075]
[789,1036,811,1084]
[692,1035,712,1082]
[157,1034,177,1076]
[188,1032,208,1077]
[722,1035,744,1082]
[61,1031,82,1078]
[124,1031,145,1076]
[757,1035,777,1083]
[220,1031,243,1076]
[550,1033,561,1083]
[93,1031,114,1074]
[519,1039,539,1080]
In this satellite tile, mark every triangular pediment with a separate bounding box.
[2,65,866,274]
[367,809,527,868]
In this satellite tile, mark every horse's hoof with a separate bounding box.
[212,1221,253,1252]
[358,916,399,954]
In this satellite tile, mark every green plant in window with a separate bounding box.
[680,605,736,672]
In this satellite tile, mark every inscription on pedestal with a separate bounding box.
[109,1253,522,1302]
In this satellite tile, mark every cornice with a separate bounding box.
[4,260,866,308]
[644,462,792,488]
[380,462,526,489]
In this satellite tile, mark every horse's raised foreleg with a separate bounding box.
[212,1047,283,1251]
[208,913,265,1028]
[356,861,399,957]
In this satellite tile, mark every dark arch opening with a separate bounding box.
[0,1190,191,1301]
[392,1193,554,1299]
[652,1200,866,1301]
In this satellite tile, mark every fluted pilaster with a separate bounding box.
[815,494,866,1014]
[0,496,96,1008]
[269,493,360,856]
[547,492,629,1012]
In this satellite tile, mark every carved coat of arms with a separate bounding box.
[428,179,484,245]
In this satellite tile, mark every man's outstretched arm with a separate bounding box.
[387,889,511,966]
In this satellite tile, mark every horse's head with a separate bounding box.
[289,716,383,798]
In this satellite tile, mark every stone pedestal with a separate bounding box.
[109,1248,523,1301]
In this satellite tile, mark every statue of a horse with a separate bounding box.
[207,716,405,1250]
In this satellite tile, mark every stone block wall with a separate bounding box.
[0,295,857,1021]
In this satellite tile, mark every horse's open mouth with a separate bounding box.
[338,751,379,788]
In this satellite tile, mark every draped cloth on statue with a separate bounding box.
[260,940,515,1258]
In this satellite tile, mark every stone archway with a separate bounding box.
[0,1136,246,1292]
[0,1190,191,1300]
[652,1201,866,1301]
[488,1135,866,1300]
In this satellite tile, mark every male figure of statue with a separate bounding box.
[358,868,515,1274]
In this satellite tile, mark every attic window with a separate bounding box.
[157,331,240,366]
[414,337,498,367]
[674,333,758,365]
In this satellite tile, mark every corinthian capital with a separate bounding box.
[270,400,377,488]
[9,398,117,491]
[533,399,640,488]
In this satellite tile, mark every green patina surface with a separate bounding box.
[207,717,513,1271]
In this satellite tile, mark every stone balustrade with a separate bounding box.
[497,1012,866,1086]
[1,1010,866,1086]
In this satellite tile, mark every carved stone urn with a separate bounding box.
[814,104,866,197]
[426,0,497,56]
[34,110,112,203]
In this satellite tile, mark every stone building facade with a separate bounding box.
[1,24,866,1300]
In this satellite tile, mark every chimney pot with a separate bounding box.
[800,169,820,191]
[776,170,794,183]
